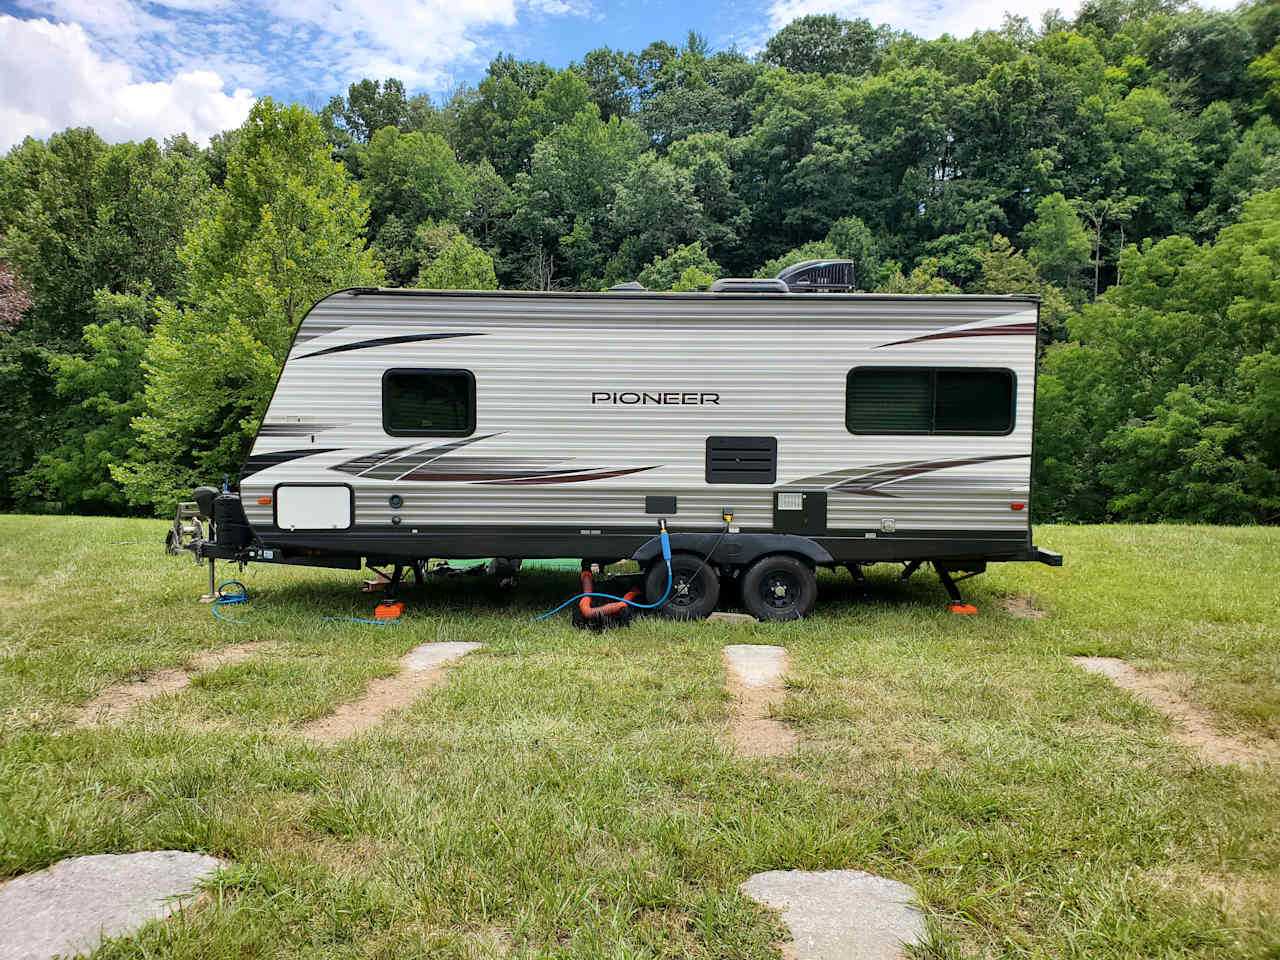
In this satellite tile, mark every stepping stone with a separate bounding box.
[709,611,757,624]
[741,870,925,960]
[401,641,482,671]
[0,851,223,960]
[724,644,788,688]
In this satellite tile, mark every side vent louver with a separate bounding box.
[776,259,855,292]
[706,436,778,484]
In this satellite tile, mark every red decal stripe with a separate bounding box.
[877,322,1036,348]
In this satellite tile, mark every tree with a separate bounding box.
[572,47,639,120]
[16,289,149,511]
[637,241,721,290]
[1035,189,1280,522]
[321,78,410,146]
[1073,194,1139,297]
[763,15,881,76]
[359,127,469,239]
[1021,192,1092,292]
[971,234,1075,344]
[114,100,384,512]
[416,231,498,290]
[825,216,883,290]
[1248,44,1280,120]
[875,258,960,293]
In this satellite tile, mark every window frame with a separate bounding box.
[381,367,477,438]
[845,366,1016,437]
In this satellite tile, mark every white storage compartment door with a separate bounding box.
[274,484,353,530]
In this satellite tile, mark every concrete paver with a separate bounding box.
[0,851,223,960]
[741,869,925,960]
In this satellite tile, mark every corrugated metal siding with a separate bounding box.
[242,291,1037,535]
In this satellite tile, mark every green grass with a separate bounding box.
[0,515,1277,958]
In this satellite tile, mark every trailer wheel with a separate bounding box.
[741,554,817,621]
[646,552,719,620]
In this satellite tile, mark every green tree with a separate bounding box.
[1021,192,1091,291]
[16,289,149,511]
[114,100,384,511]
[971,234,1075,344]
[320,77,410,146]
[359,127,469,242]
[874,258,960,293]
[416,232,498,290]
[637,241,721,290]
[763,14,882,76]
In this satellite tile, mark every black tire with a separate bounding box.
[645,552,720,620]
[741,554,818,621]
[164,530,178,555]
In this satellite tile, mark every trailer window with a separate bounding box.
[383,369,475,437]
[846,368,1014,435]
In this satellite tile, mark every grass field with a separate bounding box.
[0,515,1277,958]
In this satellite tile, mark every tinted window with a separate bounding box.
[383,369,474,436]
[846,368,1014,435]
[934,370,1014,434]
[846,369,932,433]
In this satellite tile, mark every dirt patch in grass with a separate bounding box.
[74,642,268,727]
[999,595,1045,620]
[724,645,797,759]
[1073,656,1279,767]
[300,642,480,743]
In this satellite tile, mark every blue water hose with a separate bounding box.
[212,579,396,626]
[322,615,399,626]
[211,580,249,623]
[535,526,673,621]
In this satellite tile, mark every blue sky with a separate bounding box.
[0,0,1233,151]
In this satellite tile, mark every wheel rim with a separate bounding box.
[759,570,801,611]
[668,568,704,609]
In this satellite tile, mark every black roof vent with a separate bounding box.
[709,278,789,293]
[776,259,855,292]
[609,281,647,291]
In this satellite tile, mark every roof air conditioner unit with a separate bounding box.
[776,259,855,292]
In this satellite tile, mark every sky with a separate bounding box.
[0,0,1234,152]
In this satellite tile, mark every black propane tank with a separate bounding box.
[214,493,253,550]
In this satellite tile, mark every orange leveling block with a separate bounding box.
[374,600,404,620]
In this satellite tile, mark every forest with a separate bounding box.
[0,0,1278,524]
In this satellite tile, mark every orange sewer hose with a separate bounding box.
[578,569,641,618]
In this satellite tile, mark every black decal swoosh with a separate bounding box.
[241,448,341,480]
[297,332,483,360]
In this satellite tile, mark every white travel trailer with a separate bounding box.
[185,262,1060,621]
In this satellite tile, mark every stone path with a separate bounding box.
[0,851,223,960]
[74,643,268,727]
[741,869,925,960]
[723,644,797,758]
[300,642,481,743]
[1073,656,1277,767]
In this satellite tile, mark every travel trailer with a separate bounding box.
[180,261,1061,621]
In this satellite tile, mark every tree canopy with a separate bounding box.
[1,0,1278,521]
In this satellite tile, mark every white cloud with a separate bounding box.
[2,0,593,148]
[0,16,255,150]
